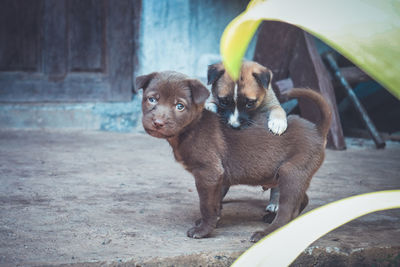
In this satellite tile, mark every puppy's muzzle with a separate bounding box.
[152,118,165,129]
[228,117,249,130]
[228,120,241,129]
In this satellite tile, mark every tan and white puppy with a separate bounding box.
[206,61,287,135]
[207,61,287,216]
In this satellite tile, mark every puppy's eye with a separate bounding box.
[246,99,256,109]
[176,103,185,111]
[218,97,229,107]
[148,97,157,104]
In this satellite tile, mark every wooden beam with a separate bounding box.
[254,21,346,149]
[253,21,301,99]
[290,32,346,149]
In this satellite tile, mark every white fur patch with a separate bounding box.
[228,84,240,128]
[228,107,240,128]
[266,202,279,213]
[205,102,218,113]
[266,188,280,212]
[268,118,287,135]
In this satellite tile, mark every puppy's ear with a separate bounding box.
[187,79,210,105]
[207,63,225,85]
[134,72,157,93]
[252,69,273,89]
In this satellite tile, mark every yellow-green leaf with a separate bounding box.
[232,190,400,267]
[220,0,400,99]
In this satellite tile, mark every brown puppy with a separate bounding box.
[136,71,331,242]
[206,61,287,135]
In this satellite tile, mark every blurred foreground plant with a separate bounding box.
[232,190,400,266]
[220,0,400,99]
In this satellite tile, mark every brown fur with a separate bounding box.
[136,71,332,242]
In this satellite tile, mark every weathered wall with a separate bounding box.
[138,0,256,81]
[0,0,256,131]
[0,97,142,132]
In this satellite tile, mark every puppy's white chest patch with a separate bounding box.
[228,83,240,128]
[228,107,240,128]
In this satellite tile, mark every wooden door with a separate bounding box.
[0,0,140,102]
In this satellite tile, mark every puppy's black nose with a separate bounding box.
[152,119,165,128]
[230,125,241,130]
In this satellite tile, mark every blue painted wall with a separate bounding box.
[138,0,256,81]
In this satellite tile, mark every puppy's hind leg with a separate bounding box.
[263,166,281,223]
[266,187,280,212]
[221,184,230,200]
[264,193,307,229]
[263,187,279,223]
[300,193,309,214]
[251,163,308,242]
[220,184,230,217]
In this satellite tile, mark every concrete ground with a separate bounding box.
[0,130,399,266]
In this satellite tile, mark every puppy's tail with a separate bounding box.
[287,88,332,138]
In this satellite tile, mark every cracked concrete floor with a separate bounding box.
[0,130,399,266]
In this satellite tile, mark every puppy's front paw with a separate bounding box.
[187,224,213,239]
[250,231,266,243]
[205,102,217,113]
[268,118,287,135]
[265,202,279,213]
